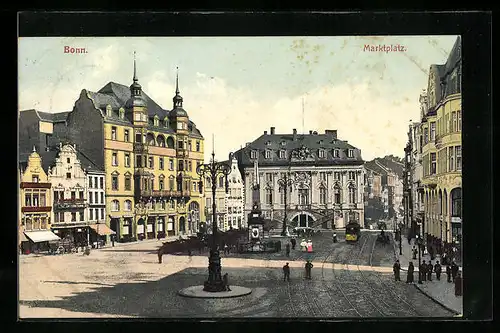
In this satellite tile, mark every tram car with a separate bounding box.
[345,222,361,242]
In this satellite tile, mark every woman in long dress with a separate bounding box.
[406,262,415,283]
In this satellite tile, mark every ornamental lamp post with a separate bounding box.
[196,150,231,292]
[277,173,293,236]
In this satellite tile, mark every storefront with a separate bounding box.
[167,216,175,237]
[122,216,134,242]
[146,216,156,239]
[157,216,166,239]
[88,223,116,247]
[23,230,60,254]
[137,218,146,240]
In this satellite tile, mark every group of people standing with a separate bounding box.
[393,259,461,285]
[285,238,313,257]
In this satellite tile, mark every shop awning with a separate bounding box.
[24,230,60,243]
[89,223,116,236]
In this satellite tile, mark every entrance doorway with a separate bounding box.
[179,216,186,234]
[292,213,315,228]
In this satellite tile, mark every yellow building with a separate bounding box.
[420,36,462,256]
[19,147,60,253]
[29,58,206,242]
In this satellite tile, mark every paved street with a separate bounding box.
[19,231,456,318]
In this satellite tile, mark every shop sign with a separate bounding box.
[451,217,462,223]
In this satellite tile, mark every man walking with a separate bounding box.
[420,260,427,282]
[451,261,459,281]
[283,262,291,282]
[393,260,401,281]
[305,260,313,280]
[434,261,442,281]
[285,242,291,257]
[446,264,452,282]
[427,261,433,281]
[290,238,296,250]
[223,273,231,291]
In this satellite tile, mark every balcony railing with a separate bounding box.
[138,189,191,198]
[176,149,189,158]
[134,143,148,153]
[21,206,52,213]
[20,182,51,189]
[53,198,87,209]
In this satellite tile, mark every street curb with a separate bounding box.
[412,283,461,316]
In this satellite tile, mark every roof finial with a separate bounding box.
[32,145,36,153]
[133,51,138,82]
[175,66,180,95]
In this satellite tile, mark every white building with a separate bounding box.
[235,128,365,229]
[204,154,245,232]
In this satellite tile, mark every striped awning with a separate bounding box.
[24,230,60,243]
[89,223,116,236]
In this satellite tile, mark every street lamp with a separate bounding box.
[96,220,100,249]
[399,222,403,255]
[196,150,231,292]
[276,145,312,236]
[277,173,293,236]
[416,234,423,284]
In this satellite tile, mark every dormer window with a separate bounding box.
[348,149,354,158]
[265,150,271,159]
[250,150,258,159]
[333,149,340,158]
[265,141,271,146]
[106,105,112,117]
[318,149,326,158]
[119,108,125,119]
[279,150,286,159]
[164,118,169,128]
[154,115,159,127]
[280,141,286,146]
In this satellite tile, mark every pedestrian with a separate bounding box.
[283,262,291,282]
[187,247,192,257]
[451,261,459,281]
[285,242,291,257]
[111,235,115,247]
[158,249,163,264]
[412,246,417,260]
[307,240,313,253]
[393,260,401,281]
[420,260,427,282]
[305,260,313,280]
[300,239,307,252]
[223,273,231,291]
[446,264,452,282]
[406,262,414,283]
[290,238,296,250]
[429,246,435,261]
[434,261,442,281]
[333,232,337,243]
[442,252,448,266]
[427,261,433,281]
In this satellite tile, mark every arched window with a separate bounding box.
[124,200,132,211]
[438,190,443,215]
[169,176,175,191]
[451,188,462,217]
[111,200,120,212]
[348,185,356,204]
[146,133,156,146]
[334,185,341,204]
[218,176,224,188]
[319,187,327,204]
[157,135,166,147]
[166,136,175,148]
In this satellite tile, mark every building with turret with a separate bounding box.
[19,56,206,242]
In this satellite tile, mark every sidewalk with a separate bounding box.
[392,234,463,315]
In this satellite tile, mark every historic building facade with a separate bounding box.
[18,58,206,242]
[235,127,365,229]
[418,36,462,256]
[19,148,58,252]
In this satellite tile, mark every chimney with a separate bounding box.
[325,130,337,139]
[309,130,313,134]
[264,130,267,135]
[245,142,250,147]
[270,127,275,135]
[292,128,297,141]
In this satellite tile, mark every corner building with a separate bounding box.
[41,60,205,242]
[419,36,462,257]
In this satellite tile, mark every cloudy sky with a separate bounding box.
[18,36,458,162]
